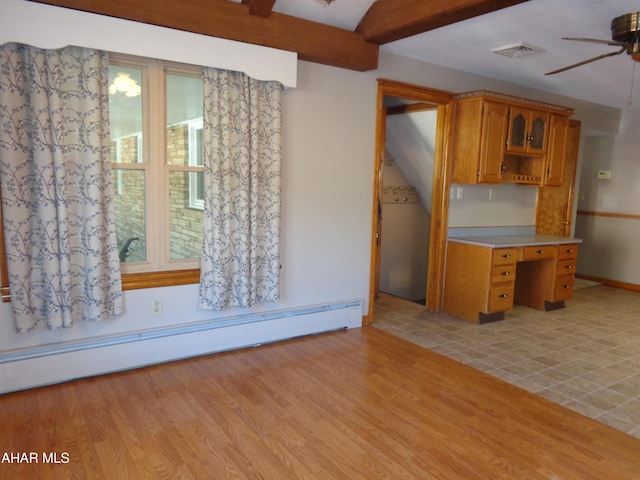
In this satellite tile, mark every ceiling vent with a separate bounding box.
[492,43,546,58]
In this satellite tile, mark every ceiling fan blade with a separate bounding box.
[561,37,625,47]
[545,46,627,75]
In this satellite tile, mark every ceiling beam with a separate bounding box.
[241,0,276,18]
[357,0,530,44]
[30,0,379,71]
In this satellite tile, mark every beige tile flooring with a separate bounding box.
[373,283,640,439]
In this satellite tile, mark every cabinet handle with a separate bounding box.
[565,265,573,270]
[563,284,571,289]
[536,249,544,254]
[502,253,511,259]
[567,249,573,253]
[499,294,509,298]
[502,271,510,276]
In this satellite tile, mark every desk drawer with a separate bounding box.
[492,247,519,266]
[522,245,557,261]
[558,244,578,260]
[491,264,516,284]
[488,284,514,312]
[557,259,577,275]
[555,274,575,300]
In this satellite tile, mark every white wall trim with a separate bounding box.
[0,300,362,393]
[0,0,297,87]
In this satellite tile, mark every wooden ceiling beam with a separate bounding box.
[31,0,379,71]
[357,0,530,44]
[241,0,276,18]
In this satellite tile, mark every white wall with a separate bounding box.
[448,183,539,227]
[0,3,628,390]
[575,107,640,285]
[0,61,375,348]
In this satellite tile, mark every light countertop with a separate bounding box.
[447,226,582,248]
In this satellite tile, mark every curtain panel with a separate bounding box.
[0,43,123,333]
[199,68,283,310]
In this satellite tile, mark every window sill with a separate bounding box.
[122,269,200,290]
[1,269,200,302]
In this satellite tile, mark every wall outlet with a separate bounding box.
[152,298,162,315]
[489,188,498,201]
[597,170,612,180]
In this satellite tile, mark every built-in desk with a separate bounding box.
[444,228,582,324]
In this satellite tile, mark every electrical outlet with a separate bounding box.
[489,188,498,201]
[152,298,162,315]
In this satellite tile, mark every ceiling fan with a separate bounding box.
[546,12,640,75]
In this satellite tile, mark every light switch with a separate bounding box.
[597,170,612,180]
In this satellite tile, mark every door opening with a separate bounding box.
[366,80,454,324]
[378,102,437,305]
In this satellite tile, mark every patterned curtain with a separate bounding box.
[199,68,282,310]
[0,43,123,333]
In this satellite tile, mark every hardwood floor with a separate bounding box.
[2,327,640,479]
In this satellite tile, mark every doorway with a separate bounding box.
[378,103,437,304]
[366,80,454,324]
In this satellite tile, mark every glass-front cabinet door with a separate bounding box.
[507,106,549,154]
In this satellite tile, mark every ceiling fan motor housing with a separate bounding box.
[611,12,640,60]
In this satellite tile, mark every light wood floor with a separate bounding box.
[2,327,640,479]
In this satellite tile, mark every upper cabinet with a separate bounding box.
[506,107,550,155]
[450,91,573,186]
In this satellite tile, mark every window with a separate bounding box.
[109,54,204,286]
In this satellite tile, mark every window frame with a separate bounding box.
[110,53,205,289]
[188,118,205,210]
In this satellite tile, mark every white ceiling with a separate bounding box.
[269,0,640,110]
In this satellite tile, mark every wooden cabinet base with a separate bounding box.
[544,300,565,311]
[478,311,506,324]
[444,241,578,323]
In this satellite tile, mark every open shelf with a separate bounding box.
[501,154,543,185]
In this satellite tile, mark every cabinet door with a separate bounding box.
[507,107,550,154]
[507,106,528,154]
[528,111,550,154]
[478,101,509,183]
[536,120,581,236]
[543,115,569,186]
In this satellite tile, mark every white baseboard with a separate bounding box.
[0,300,362,393]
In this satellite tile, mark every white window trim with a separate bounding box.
[188,118,204,210]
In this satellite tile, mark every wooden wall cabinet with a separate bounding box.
[450,98,508,184]
[450,91,573,187]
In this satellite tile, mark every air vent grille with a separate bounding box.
[492,43,546,58]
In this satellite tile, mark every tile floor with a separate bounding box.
[373,282,640,439]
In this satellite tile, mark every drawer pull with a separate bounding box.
[499,294,509,298]
[502,254,511,259]
[567,249,574,253]
[565,265,573,269]
[502,271,510,276]
[536,249,544,254]
[563,284,571,289]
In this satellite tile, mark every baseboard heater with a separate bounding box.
[0,300,362,393]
